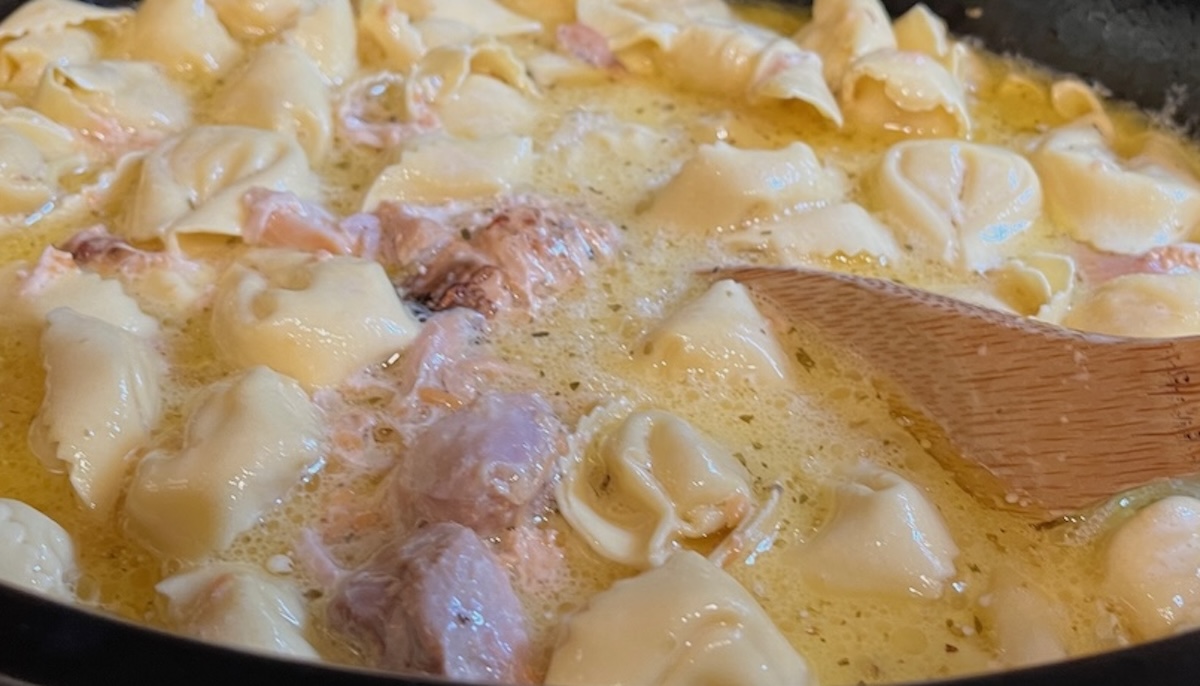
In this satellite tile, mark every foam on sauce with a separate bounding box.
[0,1,1194,684]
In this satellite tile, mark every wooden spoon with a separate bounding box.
[722,265,1200,514]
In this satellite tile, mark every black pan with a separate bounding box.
[1,1,1199,684]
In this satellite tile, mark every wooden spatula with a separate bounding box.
[723,265,1200,514]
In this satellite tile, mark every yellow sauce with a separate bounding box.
[1,1,1197,684]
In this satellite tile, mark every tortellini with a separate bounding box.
[546,551,813,686]
[1103,496,1200,638]
[0,498,77,599]
[1031,124,1200,254]
[207,0,317,40]
[797,467,959,599]
[285,0,357,84]
[978,571,1067,668]
[32,60,190,145]
[795,0,970,136]
[405,40,538,115]
[0,107,88,215]
[436,74,537,138]
[841,49,971,137]
[557,409,753,568]
[0,126,55,213]
[209,45,332,163]
[795,0,894,86]
[634,279,792,388]
[120,126,319,241]
[2,248,159,335]
[29,308,164,516]
[872,139,1043,271]
[647,141,845,232]
[211,250,421,387]
[157,562,318,658]
[579,1,840,122]
[127,0,242,78]
[414,0,540,37]
[725,202,902,264]
[1063,273,1200,337]
[362,134,533,210]
[0,0,131,37]
[125,366,324,558]
[985,253,1076,323]
[0,26,97,92]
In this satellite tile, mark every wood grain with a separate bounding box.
[723,266,1200,513]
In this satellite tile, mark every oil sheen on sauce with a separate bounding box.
[0,2,1193,684]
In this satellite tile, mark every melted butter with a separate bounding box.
[0,2,1190,684]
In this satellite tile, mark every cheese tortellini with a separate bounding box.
[634,279,792,388]
[126,366,324,558]
[209,45,332,164]
[546,551,813,686]
[127,0,242,78]
[157,563,319,658]
[1103,496,1200,639]
[29,308,164,516]
[647,141,845,232]
[841,48,970,137]
[120,126,319,241]
[32,60,190,145]
[0,498,77,599]
[978,571,1068,668]
[872,139,1043,271]
[1063,273,1200,337]
[362,134,533,209]
[0,107,88,215]
[578,0,840,122]
[557,409,753,568]
[795,0,894,86]
[726,202,902,264]
[1031,124,1200,254]
[211,250,421,387]
[797,467,959,599]
[285,0,357,84]
[798,0,972,136]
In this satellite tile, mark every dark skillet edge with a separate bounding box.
[0,0,1198,685]
[5,580,1200,686]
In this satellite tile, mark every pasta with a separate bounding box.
[647,141,845,232]
[28,308,162,516]
[557,408,754,568]
[208,44,332,163]
[1103,496,1200,638]
[120,125,319,241]
[157,563,318,658]
[796,467,959,599]
[125,366,324,558]
[546,551,813,686]
[0,498,77,599]
[211,250,421,387]
[871,139,1042,270]
[634,279,793,387]
[0,0,1198,683]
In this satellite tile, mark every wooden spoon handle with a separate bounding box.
[723,266,1200,513]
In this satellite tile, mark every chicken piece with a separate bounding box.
[315,307,502,475]
[240,188,380,257]
[377,195,621,317]
[557,23,618,68]
[391,392,565,536]
[327,522,533,683]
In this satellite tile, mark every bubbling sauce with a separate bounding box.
[0,0,1198,684]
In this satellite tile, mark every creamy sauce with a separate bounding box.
[1,1,1198,684]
